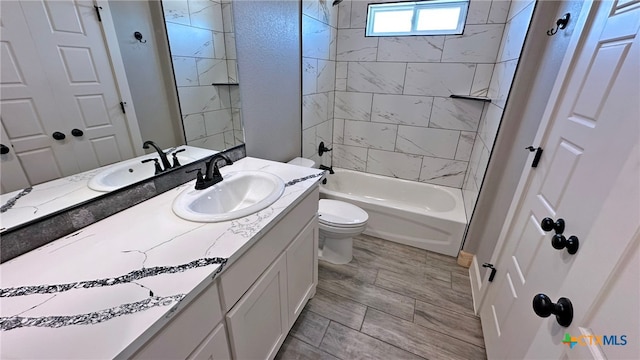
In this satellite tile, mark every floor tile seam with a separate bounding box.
[360,315,486,359]
[372,280,477,319]
[309,289,369,331]
[312,287,370,314]
[317,281,416,322]
[351,257,431,273]
[374,266,455,288]
[311,310,334,353]
[373,271,474,305]
[318,267,378,285]
[360,307,430,360]
[318,283,416,316]
[355,236,431,258]
[410,311,487,350]
[414,298,480,321]
[423,263,469,278]
[355,245,428,260]
[288,321,343,359]
[318,275,415,306]
[354,264,434,283]
[316,320,348,360]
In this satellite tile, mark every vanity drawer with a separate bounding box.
[220,187,319,311]
[132,282,223,359]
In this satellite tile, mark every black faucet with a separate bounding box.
[319,164,334,174]
[191,153,234,190]
[142,140,172,172]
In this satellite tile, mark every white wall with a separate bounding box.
[235,0,301,162]
[110,1,182,149]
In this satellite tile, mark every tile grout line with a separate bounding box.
[360,306,430,360]
[370,277,476,319]
[412,306,487,350]
[316,282,416,324]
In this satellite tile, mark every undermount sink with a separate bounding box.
[172,171,285,222]
[88,153,196,192]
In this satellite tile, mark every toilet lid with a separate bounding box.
[318,199,368,226]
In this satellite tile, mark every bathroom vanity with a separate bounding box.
[0,157,324,359]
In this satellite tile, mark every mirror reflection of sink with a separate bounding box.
[172,171,285,223]
[88,147,213,192]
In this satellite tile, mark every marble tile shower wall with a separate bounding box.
[330,0,511,189]
[163,0,243,150]
[462,0,535,217]
[302,0,338,167]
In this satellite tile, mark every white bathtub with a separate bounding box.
[320,168,467,256]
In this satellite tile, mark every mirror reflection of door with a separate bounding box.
[162,0,244,151]
[0,0,141,193]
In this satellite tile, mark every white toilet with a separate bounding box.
[288,157,369,264]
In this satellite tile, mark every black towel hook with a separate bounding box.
[547,13,570,36]
[134,31,147,43]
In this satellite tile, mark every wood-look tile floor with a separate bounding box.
[275,234,486,360]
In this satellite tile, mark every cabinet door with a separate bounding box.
[226,253,288,360]
[132,283,222,359]
[187,322,231,360]
[286,218,318,324]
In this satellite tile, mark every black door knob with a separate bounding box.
[52,132,66,140]
[0,144,9,155]
[552,234,579,254]
[541,217,565,234]
[532,293,573,327]
[71,129,84,137]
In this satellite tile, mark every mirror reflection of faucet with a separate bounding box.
[141,141,187,174]
[141,158,163,175]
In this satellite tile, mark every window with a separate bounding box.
[365,0,469,37]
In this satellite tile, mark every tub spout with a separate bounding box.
[319,165,334,174]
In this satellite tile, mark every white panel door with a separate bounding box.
[525,142,639,359]
[0,123,29,193]
[19,0,136,170]
[0,1,80,186]
[480,1,640,358]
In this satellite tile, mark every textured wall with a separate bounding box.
[330,0,511,189]
[235,0,301,162]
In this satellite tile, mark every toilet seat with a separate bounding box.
[318,199,368,227]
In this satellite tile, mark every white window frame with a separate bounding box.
[365,0,469,37]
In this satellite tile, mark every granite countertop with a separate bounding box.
[0,157,324,359]
[0,146,216,232]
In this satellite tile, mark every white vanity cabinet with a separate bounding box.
[132,187,319,360]
[188,323,232,360]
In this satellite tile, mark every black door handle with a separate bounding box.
[0,144,9,155]
[541,217,565,234]
[71,129,84,137]
[532,293,573,327]
[552,234,580,254]
[52,132,66,141]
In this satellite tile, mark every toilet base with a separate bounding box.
[319,234,353,265]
